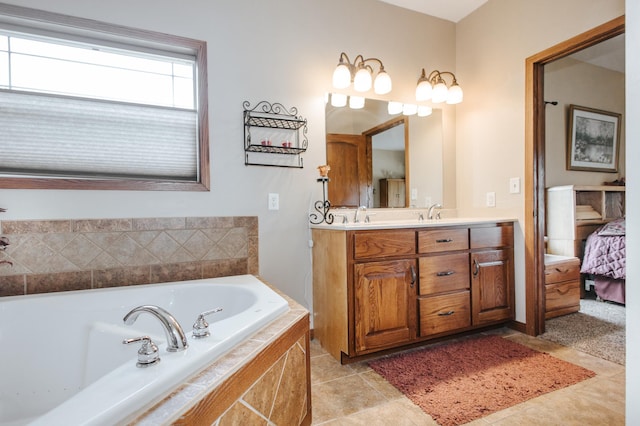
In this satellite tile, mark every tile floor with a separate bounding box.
[310,328,625,425]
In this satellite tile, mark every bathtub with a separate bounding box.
[0,274,289,426]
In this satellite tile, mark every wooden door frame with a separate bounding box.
[363,116,410,207]
[524,16,625,335]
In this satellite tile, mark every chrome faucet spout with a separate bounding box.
[123,305,188,352]
[354,206,367,223]
[427,203,442,220]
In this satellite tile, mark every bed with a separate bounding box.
[580,218,626,304]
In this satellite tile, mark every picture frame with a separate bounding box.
[567,104,621,172]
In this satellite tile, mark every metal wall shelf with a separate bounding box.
[243,101,308,168]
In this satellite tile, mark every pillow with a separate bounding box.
[597,218,625,236]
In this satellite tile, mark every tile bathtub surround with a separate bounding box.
[0,216,258,297]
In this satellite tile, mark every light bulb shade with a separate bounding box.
[373,70,392,95]
[446,84,463,104]
[387,101,403,115]
[402,103,417,116]
[349,95,365,109]
[353,67,372,92]
[431,81,448,103]
[415,80,432,101]
[332,64,351,89]
[331,93,347,107]
[417,105,433,117]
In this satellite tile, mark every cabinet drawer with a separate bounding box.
[418,228,468,253]
[545,259,580,284]
[419,253,470,295]
[545,281,580,314]
[470,224,513,249]
[419,291,471,336]
[354,230,416,259]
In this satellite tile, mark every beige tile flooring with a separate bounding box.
[310,328,625,425]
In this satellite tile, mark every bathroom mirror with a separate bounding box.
[325,97,444,208]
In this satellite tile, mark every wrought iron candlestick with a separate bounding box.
[309,166,334,224]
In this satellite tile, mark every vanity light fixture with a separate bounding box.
[330,93,365,109]
[387,101,403,115]
[415,69,463,104]
[332,52,392,95]
[417,105,433,117]
[330,93,347,107]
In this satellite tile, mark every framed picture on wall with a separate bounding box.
[567,104,621,172]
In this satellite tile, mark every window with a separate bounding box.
[0,4,209,190]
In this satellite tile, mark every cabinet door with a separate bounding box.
[470,249,514,325]
[354,259,417,354]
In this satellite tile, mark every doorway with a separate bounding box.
[524,16,625,335]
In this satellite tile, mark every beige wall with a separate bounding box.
[0,0,455,310]
[455,0,624,322]
[545,58,625,187]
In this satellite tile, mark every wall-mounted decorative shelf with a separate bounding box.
[243,101,308,168]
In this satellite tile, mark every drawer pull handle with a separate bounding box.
[438,310,455,316]
[437,271,455,276]
[436,238,453,243]
[473,259,479,277]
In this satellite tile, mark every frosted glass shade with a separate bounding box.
[402,103,417,115]
[415,80,432,101]
[446,84,464,104]
[332,64,351,89]
[431,81,448,104]
[349,95,365,109]
[353,68,372,92]
[388,101,402,115]
[373,71,392,95]
[331,93,347,107]
[418,105,433,117]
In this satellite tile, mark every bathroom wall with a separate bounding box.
[455,0,625,322]
[0,216,257,296]
[0,0,456,310]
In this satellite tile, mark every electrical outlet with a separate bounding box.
[509,177,521,194]
[268,193,279,210]
[486,192,496,207]
[411,188,418,200]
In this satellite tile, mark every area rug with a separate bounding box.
[541,298,625,365]
[368,335,595,426]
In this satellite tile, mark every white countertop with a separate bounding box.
[310,217,517,231]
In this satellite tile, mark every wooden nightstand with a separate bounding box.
[544,254,581,319]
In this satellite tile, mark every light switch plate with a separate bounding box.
[509,177,521,194]
[486,192,496,207]
[268,193,279,210]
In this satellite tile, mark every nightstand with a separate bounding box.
[544,254,581,319]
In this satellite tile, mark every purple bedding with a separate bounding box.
[580,218,626,280]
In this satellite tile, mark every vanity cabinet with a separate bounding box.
[312,220,515,363]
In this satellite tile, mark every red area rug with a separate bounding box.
[368,335,595,426]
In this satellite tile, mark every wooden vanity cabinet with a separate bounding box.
[311,221,514,363]
[417,229,471,337]
[352,230,417,354]
[470,226,515,325]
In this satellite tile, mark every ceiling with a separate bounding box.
[376,0,488,22]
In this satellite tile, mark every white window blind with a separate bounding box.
[0,3,208,190]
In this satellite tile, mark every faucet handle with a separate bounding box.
[192,307,223,339]
[123,336,160,368]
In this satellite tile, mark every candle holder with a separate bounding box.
[309,177,334,225]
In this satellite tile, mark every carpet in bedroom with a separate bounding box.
[368,335,595,426]
[540,298,625,365]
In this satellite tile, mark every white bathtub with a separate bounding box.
[0,274,289,426]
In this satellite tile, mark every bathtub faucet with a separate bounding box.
[123,305,188,352]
